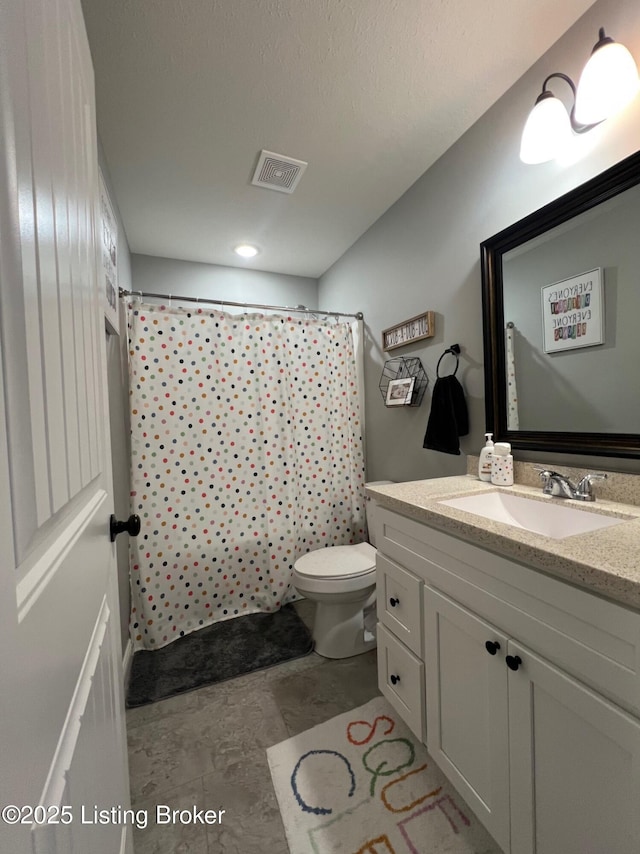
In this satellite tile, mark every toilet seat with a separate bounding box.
[294,542,376,580]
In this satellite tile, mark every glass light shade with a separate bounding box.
[234,243,259,258]
[520,95,573,164]
[575,41,640,124]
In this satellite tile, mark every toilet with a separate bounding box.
[292,481,394,659]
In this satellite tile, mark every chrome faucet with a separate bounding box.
[534,468,607,501]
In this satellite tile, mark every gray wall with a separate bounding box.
[319,0,640,480]
[131,254,318,310]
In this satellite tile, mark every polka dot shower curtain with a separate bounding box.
[127,302,366,650]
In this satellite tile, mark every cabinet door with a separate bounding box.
[424,587,510,852]
[508,642,640,854]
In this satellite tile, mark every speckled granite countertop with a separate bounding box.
[366,476,640,611]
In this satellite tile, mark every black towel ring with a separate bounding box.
[436,343,461,378]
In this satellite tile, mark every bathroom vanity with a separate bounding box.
[369,475,640,854]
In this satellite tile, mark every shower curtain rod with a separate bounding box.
[119,287,364,320]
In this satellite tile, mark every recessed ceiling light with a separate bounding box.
[234,243,259,258]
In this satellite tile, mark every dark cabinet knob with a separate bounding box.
[389,597,399,608]
[110,514,141,542]
[485,640,501,655]
[390,674,400,685]
[506,655,522,671]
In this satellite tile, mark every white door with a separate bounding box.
[0,1,132,853]
[508,642,640,854]
[423,586,511,853]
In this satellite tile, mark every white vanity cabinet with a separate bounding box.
[375,505,640,854]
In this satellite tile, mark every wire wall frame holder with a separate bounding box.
[379,357,429,407]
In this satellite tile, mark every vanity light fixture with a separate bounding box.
[233,243,259,258]
[520,27,639,165]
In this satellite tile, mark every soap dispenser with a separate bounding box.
[491,442,514,486]
[478,433,494,482]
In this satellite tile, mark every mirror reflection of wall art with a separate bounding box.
[541,268,604,354]
[386,377,416,406]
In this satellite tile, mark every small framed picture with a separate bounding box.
[386,376,416,406]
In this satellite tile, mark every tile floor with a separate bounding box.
[126,601,380,853]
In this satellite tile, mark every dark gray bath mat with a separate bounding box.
[126,604,314,708]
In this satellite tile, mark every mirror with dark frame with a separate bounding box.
[481,149,640,459]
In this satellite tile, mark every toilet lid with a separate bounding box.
[295,542,376,578]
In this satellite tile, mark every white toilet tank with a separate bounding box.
[365,481,394,547]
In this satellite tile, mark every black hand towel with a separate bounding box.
[423,375,469,455]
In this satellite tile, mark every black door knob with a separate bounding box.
[390,674,400,685]
[110,514,141,542]
[485,640,501,655]
[506,655,522,671]
[389,597,399,607]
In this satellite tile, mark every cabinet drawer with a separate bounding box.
[377,554,422,656]
[377,623,424,742]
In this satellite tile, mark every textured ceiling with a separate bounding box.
[81,0,597,278]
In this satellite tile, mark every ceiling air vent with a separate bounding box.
[251,150,308,194]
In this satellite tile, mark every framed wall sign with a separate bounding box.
[99,169,119,335]
[382,310,435,352]
[541,268,604,354]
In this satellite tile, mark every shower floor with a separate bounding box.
[126,603,313,708]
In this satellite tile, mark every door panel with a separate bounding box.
[7,0,103,560]
[32,591,123,854]
[0,0,131,851]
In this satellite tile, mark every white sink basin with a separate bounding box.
[439,492,626,540]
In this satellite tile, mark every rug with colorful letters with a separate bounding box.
[267,695,501,854]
